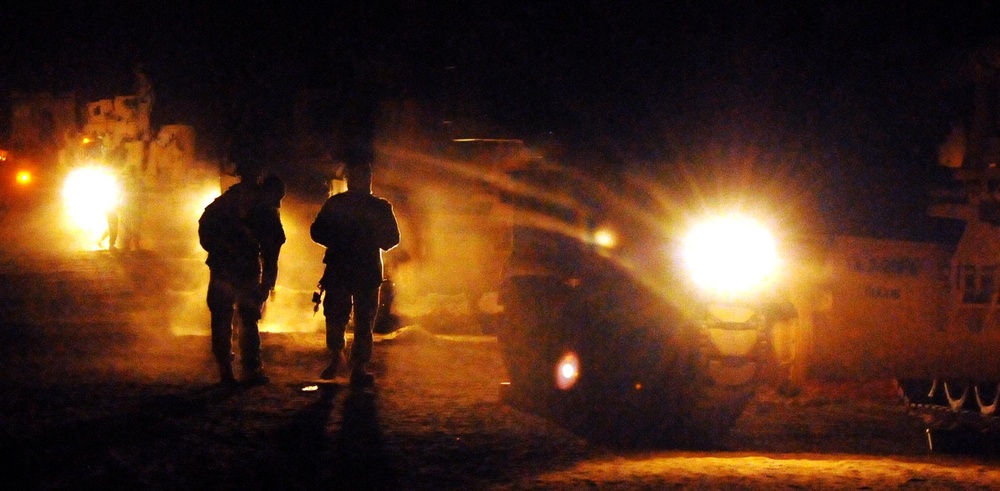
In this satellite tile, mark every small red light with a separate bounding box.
[555,352,580,390]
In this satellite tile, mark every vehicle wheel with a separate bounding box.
[497,275,571,413]
[898,378,944,406]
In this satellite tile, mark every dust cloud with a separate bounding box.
[141,190,330,338]
[0,182,330,380]
[0,147,615,381]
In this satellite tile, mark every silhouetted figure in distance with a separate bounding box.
[120,166,145,251]
[99,187,122,250]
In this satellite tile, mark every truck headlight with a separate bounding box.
[62,166,122,236]
[591,226,617,249]
[15,170,32,185]
[682,215,778,295]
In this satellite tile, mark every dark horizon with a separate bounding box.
[3,2,1000,235]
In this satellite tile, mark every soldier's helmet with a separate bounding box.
[345,163,373,192]
[235,158,265,182]
[346,162,373,180]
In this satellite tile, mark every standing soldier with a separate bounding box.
[311,162,400,386]
[98,177,123,251]
[120,166,145,252]
[198,161,286,386]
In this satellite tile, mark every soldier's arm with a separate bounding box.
[198,203,226,254]
[310,200,336,247]
[259,209,285,291]
[375,200,401,251]
[260,245,281,292]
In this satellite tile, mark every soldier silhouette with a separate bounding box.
[120,166,145,252]
[199,160,286,386]
[311,162,400,386]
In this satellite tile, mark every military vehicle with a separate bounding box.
[798,167,1000,434]
[494,159,794,447]
[787,44,1000,435]
[375,138,535,333]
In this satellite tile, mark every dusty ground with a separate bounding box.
[2,207,1000,489]
[4,321,1000,490]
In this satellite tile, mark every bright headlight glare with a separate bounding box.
[62,166,122,235]
[592,227,617,249]
[682,215,778,293]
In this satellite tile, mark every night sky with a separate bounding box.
[3,1,1000,232]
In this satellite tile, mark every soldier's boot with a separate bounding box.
[242,364,269,386]
[218,361,237,387]
[349,362,375,388]
[242,357,271,386]
[320,350,346,380]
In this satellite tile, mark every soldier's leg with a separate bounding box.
[349,285,381,385]
[323,283,352,351]
[237,287,265,382]
[207,273,237,384]
[321,283,352,378]
[106,210,119,250]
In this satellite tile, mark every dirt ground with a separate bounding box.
[1,208,1000,490]
[3,319,1000,490]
